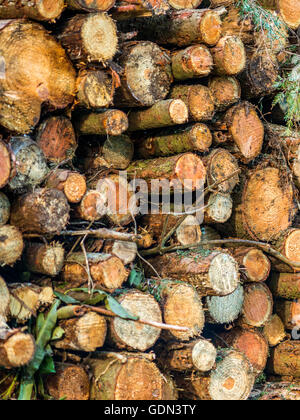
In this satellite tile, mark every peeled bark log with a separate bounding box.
[66,0,116,12]
[269,273,300,300]
[36,116,77,164]
[263,314,286,347]
[146,251,240,296]
[63,253,128,292]
[25,242,65,277]
[76,110,129,136]
[0,0,64,21]
[228,247,271,283]
[208,76,241,111]
[114,42,172,108]
[58,13,118,64]
[205,283,244,324]
[268,341,300,378]
[76,69,115,109]
[0,20,76,134]
[169,84,215,121]
[135,124,212,158]
[76,190,107,222]
[11,189,70,234]
[271,229,300,272]
[109,290,162,351]
[46,363,90,401]
[46,170,87,204]
[0,225,24,266]
[8,136,48,191]
[0,140,11,188]
[204,148,240,193]
[204,193,233,224]
[54,312,107,352]
[128,99,188,131]
[212,36,246,76]
[103,240,137,265]
[171,45,213,80]
[0,192,10,226]
[0,332,35,369]
[240,283,273,327]
[276,300,300,330]
[89,353,177,400]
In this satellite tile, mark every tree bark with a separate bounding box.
[208,76,241,111]
[212,36,246,76]
[268,341,300,378]
[263,314,286,347]
[66,0,116,12]
[205,283,244,324]
[46,170,87,204]
[0,0,64,20]
[171,45,213,80]
[0,192,10,227]
[276,300,300,330]
[76,110,129,136]
[0,332,35,369]
[24,242,65,277]
[269,272,300,300]
[76,69,115,109]
[240,283,273,327]
[228,247,271,283]
[0,225,24,266]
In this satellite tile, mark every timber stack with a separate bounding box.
[0,0,299,401]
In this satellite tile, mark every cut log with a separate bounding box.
[54,312,107,352]
[0,20,76,133]
[58,13,118,63]
[46,170,87,204]
[0,192,10,227]
[263,314,286,347]
[269,273,300,300]
[146,251,240,296]
[112,0,170,19]
[204,193,233,224]
[128,99,188,131]
[109,290,162,351]
[76,110,129,136]
[276,300,300,330]
[271,229,300,272]
[75,190,107,222]
[114,41,172,107]
[240,283,273,327]
[206,283,244,324]
[10,189,70,234]
[135,124,212,158]
[210,0,234,5]
[63,253,129,292]
[228,247,271,283]
[45,364,90,401]
[36,116,77,164]
[0,332,35,369]
[204,148,240,193]
[268,341,300,378]
[208,76,241,111]
[160,281,205,341]
[103,240,137,265]
[277,0,300,29]
[8,136,48,191]
[171,45,213,80]
[66,0,116,12]
[212,36,246,76]
[167,0,203,9]
[76,69,115,109]
[0,275,10,320]
[89,353,177,400]
[0,225,24,266]
[169,84,215,121]
[24,242,65,277]
[0,140,11,189]
[0,0,64,20]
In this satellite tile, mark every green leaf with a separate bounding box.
[128,268,144,288]
[39,355,56,375]
[18,378,35,401]
[35,313,45,338]
[54,291,79,305]
[106,295,138,321]
[51,327,65,341]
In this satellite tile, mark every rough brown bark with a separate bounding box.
[0,0,64,21]
[46,170,87,204]
[76,69,115,109]
[208,76,241,111]
[0,225,24,266]
[24,242,65,277]
[0,192,10,227]
[66,0,116,12]
[276,300,300,330]
[76,110,129,136]
[0,332,35,369]
[269,272,300,299]
[263,314,286,347]
[268,341,300,378]
[171,45,213,80]
[228,247,271,282]
[212,36,246,76]
[240,283,273,327]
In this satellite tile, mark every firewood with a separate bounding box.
[258,382,300,401]
[76,69,115,109]
[204,193,233,224]
[208,76,241,111]
[0,332,35,369]
[36,116,77,164]
[268,341,300,378]
[0,140,11,189]
[0,225,24,266]
[102,240,137,265]
[212,36,246,76]
[46,170,87,204]
[0,20,75,133]
[0,275,10,321]
[146,251,240,296]
[76,110,129,136]
[275,300,300,330]
[167,0,203,9]
[66,0,116,12]
[171,45,213,80]
[169,84,215,121]
[271,229,300,272]
[24,242,65,277]
[210,0,234,5]
[112,0,170,19]
[0,0,64,20]
[263,314,286,347]
[0,192,10,226]
[11,189,70,234]
[75,190,107,222]
[108,290,162,351]
[58,13,118,64]
[89,353,177,400]
[205,283,244,324]
[45,363,90,401]
[240,283,273,327]
[262,0,300,29]
[269,273,300,300]
[228,247,271,283]
[204,148,240,193]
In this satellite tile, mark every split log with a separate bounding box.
[171,45,213,80]
[263,314,286,347]
[58,13,118,64]
[63,253,129,292]
[240,283,273,327]
[24,242,65,277]
[36,116,77,164]
[0,332,35,369]
[109,290,162,351]
[114,41,172,108]
[8,136,48,191]
[269,273,300,300]
[76,69,115,109]
[89,353,177,400]
[146,251,240,296]
[208,76,241,111]
[0,225,24,266]
[102,240,137,265]
[10,189,70,234]
[169,84,215,121]
[54,312,107,352]
[0,192,10,226]
[211,36,246,76]
[276,300,300,330]
[135,124,212,158]
[76,110,129,136]
[271,229,300,272]
[205,283,244,324]
[128,99,188,131]
[0,140,11,188]
[0,20,75,133]
[157,339,217,372]
[227,247,271,283]
[204,193,233,224]
[204,148,240,193]
[0,0,64,20]
[268,341,300,378]
[46,170,87,204]
[66,0,116,12]
[45,363,90,401]
[75,190,107,222]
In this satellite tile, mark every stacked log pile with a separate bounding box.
[0,0,299,401]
